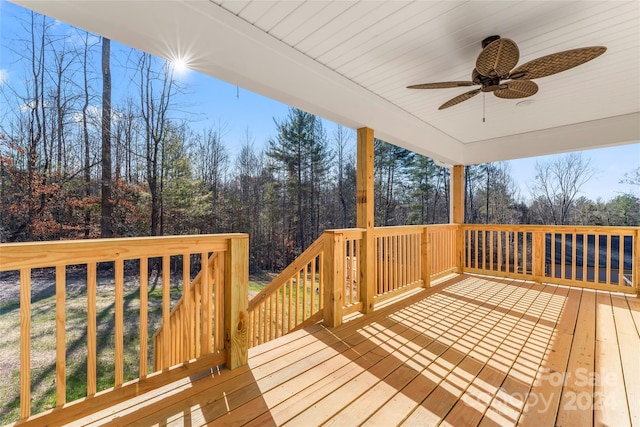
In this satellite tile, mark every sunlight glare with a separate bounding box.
[170,56,189,75]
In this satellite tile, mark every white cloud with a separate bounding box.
[65,31,100,48]
[0,69,8,86]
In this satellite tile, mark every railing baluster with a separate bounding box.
[292,272,298,325]
[162,256,170,369]
[401,235,406,288]
[87,262,97,394]
[497,231,503,272]
[571,232,577,281]
[311,257,316,312]
[115,259,124,385]
[216,253,225,352]
[605,234,612,285]
[319,250,324,313]
[595,234,601,283]
[194,263,201,358]
[376,237,381,294]
[560,233,566,280]
[55,265,66,406]
[583,233,588,282]
[202,252,212,355]
[268,294,273,341]
[276,288,281,339]
[618,235,624,287]
[20,268,31,420]
[139,258,148,377]
[303,263,308,318]
[183,254,191,359]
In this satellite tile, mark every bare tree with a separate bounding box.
[620,166,640,187]
[333,125,354,228]
[194,124,228,232]
[531,153,595,225]
[137,52,177,236]
[100,37,113,237]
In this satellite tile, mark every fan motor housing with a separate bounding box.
[472,69,503,91]
[481,35,501,48]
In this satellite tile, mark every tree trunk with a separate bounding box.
[100,37,113,237]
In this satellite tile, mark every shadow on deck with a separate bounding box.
[65,274,640,427]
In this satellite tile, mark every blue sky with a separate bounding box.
[1,0,638,202]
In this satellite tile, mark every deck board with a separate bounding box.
[63,275,639,427]
[594,292,630,427]
[612,295,640,426]
[556,289,596,427]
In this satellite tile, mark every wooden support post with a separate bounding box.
[421,227,431,288]
[224,236,249,370]
[323,231,344,327]
[635,228,640,296]
[452,165,465,273]
[356,127,375,314]
[452,165,464,224]
[533,231,544,284]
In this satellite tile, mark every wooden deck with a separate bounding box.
[66,275,639,427]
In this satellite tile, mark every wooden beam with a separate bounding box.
[451,165,465,273]
[451,165,464,224]
[356,127,375,314]
[224,236,249,370]
[635,228,640,296]
[356,127,374,229]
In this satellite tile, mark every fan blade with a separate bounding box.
[407,81,476,89]
[439,88,481,110]
[510,46,606,80]
[476,38,519,77]
[494,80,538,99]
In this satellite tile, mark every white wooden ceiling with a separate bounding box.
[11,0,640,166]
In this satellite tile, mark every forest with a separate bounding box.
[1,12,639,274]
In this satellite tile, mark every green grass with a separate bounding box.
[0,278,162,426]
[0,272,278,425]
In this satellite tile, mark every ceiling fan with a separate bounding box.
[408,36,606,110]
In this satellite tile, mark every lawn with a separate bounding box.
[0,269,269,425]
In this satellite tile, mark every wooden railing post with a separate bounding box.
[224,236,249,369]
[533,231,544,284]
[421,227,431,288]
[323,231,344,327]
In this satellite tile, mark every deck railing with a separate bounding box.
[247,229,365,347]
[0,234,248,425]
[246,225,463,346]
[373,226,422,297]
[1,224,638,425]
[462,225,639,294]
[152,252,225,370]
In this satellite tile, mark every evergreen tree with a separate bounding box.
[267,108,331,257]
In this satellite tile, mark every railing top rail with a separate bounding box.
[422,224,459,229]
[324,228,365,240]
[248,233,326,312]
[461,224,639,234]
[373,225,425,237]
[0,233,248,271]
